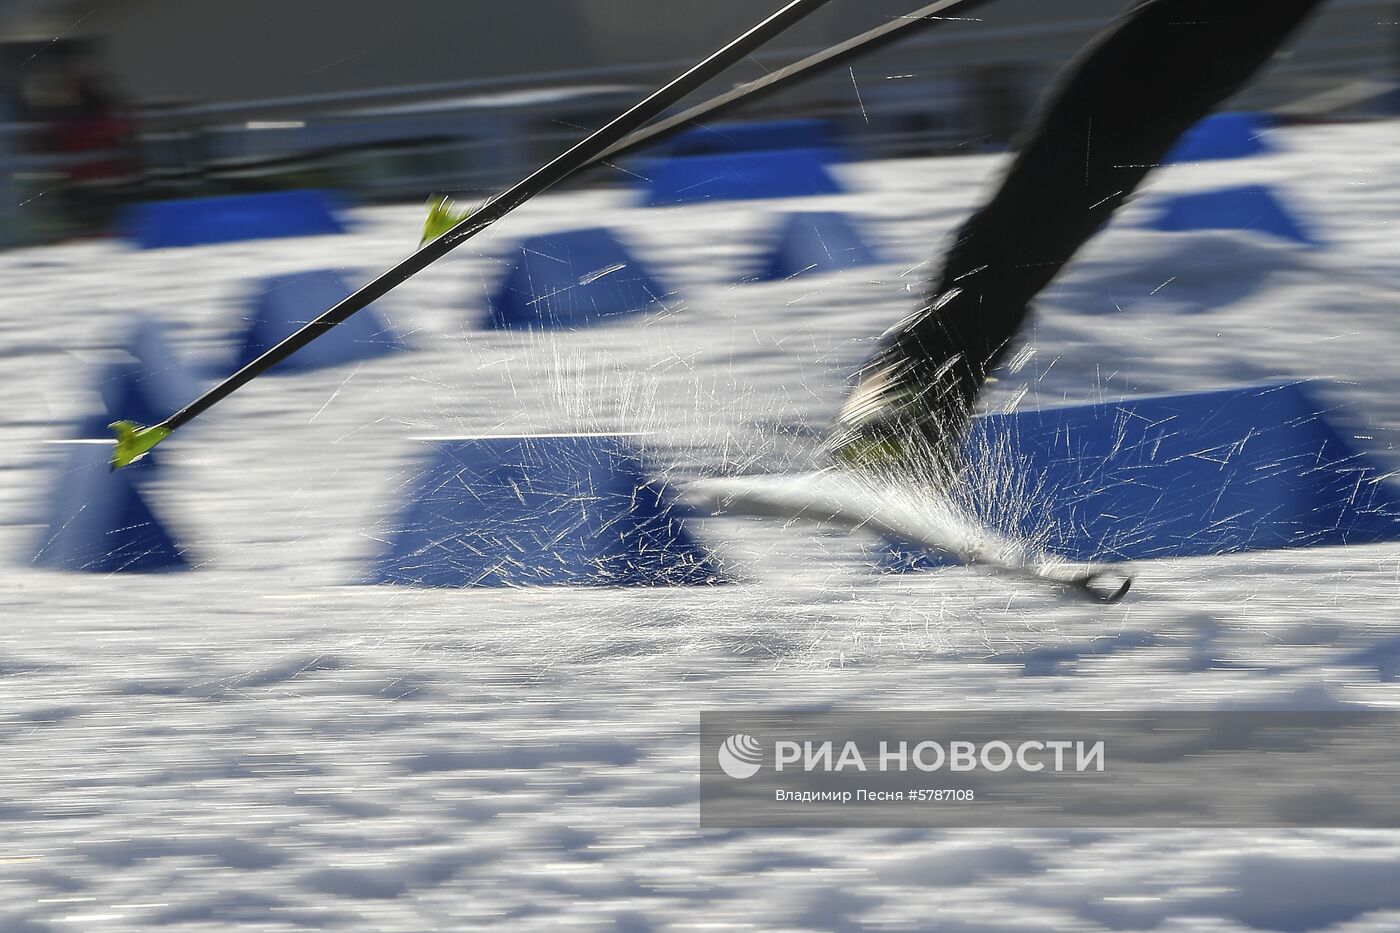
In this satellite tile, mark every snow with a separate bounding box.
[2,119,1400,930]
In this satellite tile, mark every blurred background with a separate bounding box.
[1,0,1396,245]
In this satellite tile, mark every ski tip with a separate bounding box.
[1076,570,1133,604]
[109,420,172,471]
[421,195,472,246]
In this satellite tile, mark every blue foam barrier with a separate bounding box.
[1371,84,1400,116]
[366,435,723,588]
[75,315,203,442]
[887,382,1400,568]
[1148,185,1318,246]
[235,269,403,372]
[124,190,346,249]
[31,443,187,573]
[484,228,670,330]
[643,148,845,206]
[668,119,837,157]
[1052,235,1301,317]
[1167,112,1274,163]
[746,211,881,282]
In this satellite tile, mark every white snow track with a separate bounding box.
[0,121,1398,931]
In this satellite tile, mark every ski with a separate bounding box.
[688,471,1134,603]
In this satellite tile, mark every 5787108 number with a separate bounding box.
[908,789,975,803]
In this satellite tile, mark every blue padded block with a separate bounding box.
[31,443,187,573]
[887,383,1400,567]
[236,269,403,372]
[1371,85,1400,116]
[75,315,203,443]
[643,148,845,206]
[485,228,670,330]
[1167,112,1274,163]
[1149,185,1318,246]
[747,211,881,282]
[367,435,723,588]
[668,119,837,157]
[125,190,345,249]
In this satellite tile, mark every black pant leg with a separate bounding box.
[839,0,1327,448]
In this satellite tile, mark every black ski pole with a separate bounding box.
[422,0,988,238]
[112,0,835,468]
[603,0,989,163]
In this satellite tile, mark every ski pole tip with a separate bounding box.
[109,420,172,471]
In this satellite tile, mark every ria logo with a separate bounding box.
[718,733,763,780]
